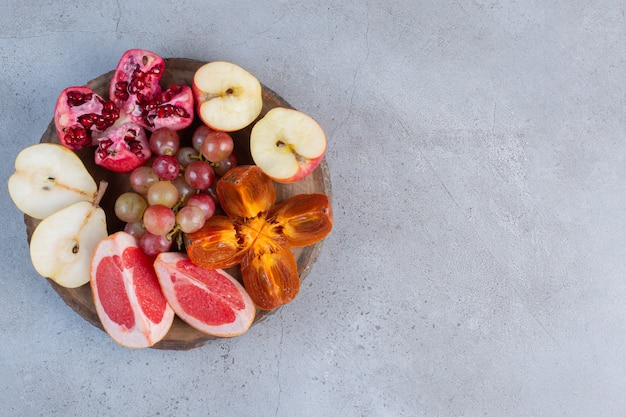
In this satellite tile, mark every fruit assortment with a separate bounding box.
[117,124,238,256]
[8,49,333,348]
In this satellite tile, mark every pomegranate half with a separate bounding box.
[54,49,194,173]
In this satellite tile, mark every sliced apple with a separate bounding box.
[29,182,108,288]
[192,61,263,132]
[8,143,97,219]
[250,107,326,183]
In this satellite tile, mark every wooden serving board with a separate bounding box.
[24,58,332,350]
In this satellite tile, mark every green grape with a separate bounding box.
[114,192,148,222]
[176,205,206,233]
[146,181,179,208]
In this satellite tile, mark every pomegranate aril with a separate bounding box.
[55,87,123,151]
[94,123,151,173]
[66,91,93,106]
[76,113,93,126]
[137,85,194,131]
[63,126,90,149]
[124,131,146,157]
[130,77,145,93]
[113,81,130,101]
[97,139,114,159]
[157,104,190,119]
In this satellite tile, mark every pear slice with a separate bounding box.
[9,143,97,219]
[29,182,108,288]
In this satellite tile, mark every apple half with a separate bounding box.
[193,61,263,132]
[250,107,326,183]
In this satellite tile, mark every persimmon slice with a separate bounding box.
[185,215,247,269]
[217,165,276,218]
[271,193,333,247]
[241,236,299,310]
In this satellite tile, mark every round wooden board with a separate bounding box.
[24,58,332,350]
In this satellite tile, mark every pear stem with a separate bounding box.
[93,180,109,207]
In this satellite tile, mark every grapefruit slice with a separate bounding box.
[91,232,175,348]
[154,252,256,337]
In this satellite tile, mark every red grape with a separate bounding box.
[130,166,159,195]
[149,127,180,156]
[176,146,199,167]
[187,193,216,220]
[173,176,196,204]
[143,204,176,235]
[184,160,215,190]
[124,221,146,238]
[152,154,180,181]
[191,124,213,152]
[176,205,206,233]
[212,153,238,176]
[201,131,234,163]
[139,231,173,257]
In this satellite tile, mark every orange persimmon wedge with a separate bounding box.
[241,236,300,310]
[217,165,276,218]
[185,215,248,270]
[270,193,333,247]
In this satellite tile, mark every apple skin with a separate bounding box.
[267,154,325,184]
[250,107,326,183]
[192,61,263,132]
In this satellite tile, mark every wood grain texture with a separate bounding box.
[24,58,331,350]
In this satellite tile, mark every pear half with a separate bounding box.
[29,183,108,288]
[9,143,97,219]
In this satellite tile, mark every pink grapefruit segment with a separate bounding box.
[91,232,175,348]
[154,252,256,337]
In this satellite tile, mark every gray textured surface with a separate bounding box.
[1,1,626,416]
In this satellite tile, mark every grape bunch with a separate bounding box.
[113,125,238,257]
